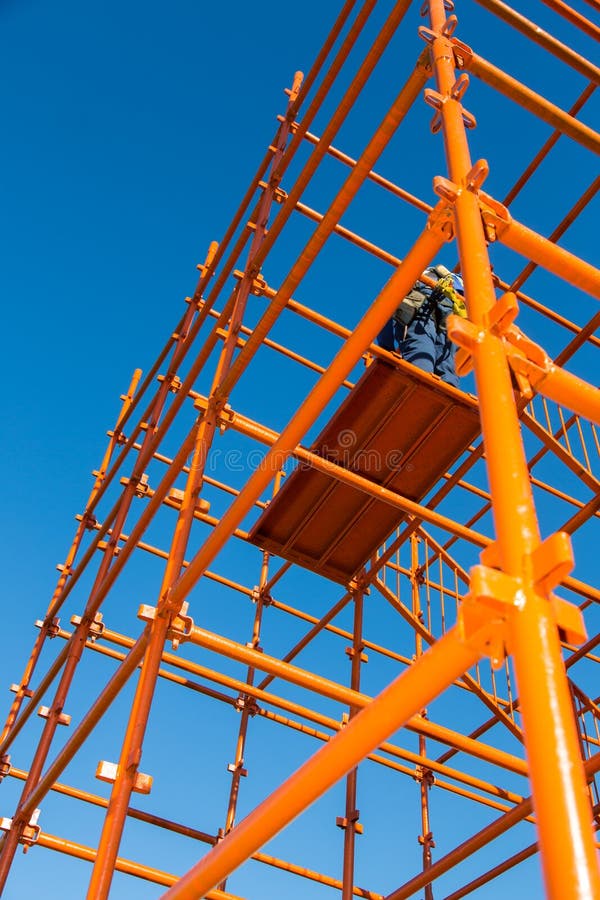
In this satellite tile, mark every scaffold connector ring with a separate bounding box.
[168,605,194,651]
[451,72,470,102]
[21,809,42,853]
[450,36,473,70]
[426,198,455,240]
[0,755,11,782]
[465,159,488,193]
[433,175,459,203]
[459,565,517,668]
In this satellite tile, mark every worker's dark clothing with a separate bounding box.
[377,271,459,388]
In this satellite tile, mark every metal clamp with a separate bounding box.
[236,695,259,717]
[418,830,436,849]
[168,488,210,516]
[345,646,368,664]
[107,428,127,445]
[0,755,11,782]
[70,612,105,642]
[413,764,436,787]
[232,268,269,297]
[0,809,41,853]
[9,684,33,698]
[424,86,476,134]
[82,511,99,530]
[460,535,585,668]
[120,472,150,498]
[502,325,556,400]
[336,809,364,834]
[38,706,71,727]
[479,189,512,243]
[96,760,153,794]
[97,540,121,557]
[34,617,61,639]
[251,586,272,607]
[169,602,194,651]
[426,198,456,242]
[420,0,454,16]
[448,290,520,376]
[138,602,194,650]
[450,35,474,70]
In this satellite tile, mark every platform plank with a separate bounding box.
[248,359,480,584]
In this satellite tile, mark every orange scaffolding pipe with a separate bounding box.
[3,3,600,898]
[429,0,599,896]
[162,622,480,899]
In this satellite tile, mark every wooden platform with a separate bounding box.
[248,359,481,584]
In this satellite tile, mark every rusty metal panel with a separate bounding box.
[249,360,480,583]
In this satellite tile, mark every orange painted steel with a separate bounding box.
[218,55,431,403]
[293,121,433,212]
[13,768,382,897]
[502,83,597,207]
[191,388,599,606]
[411,536,435,900]
[11,631,149,829]
[340,589,365,899]
[248,359,480,581]
[220,549,270,845]
[78,515,572,728]
[167,220,449,614]
[373,576,525,742]
[0,423,200,887]
[47,622,526,808]
[471,0,600,83]
[35,832,242,898]
[88,75,306,899]
[506,335,600,426]
[384,751,600,900]
[510,175,600,293]
[430,7,598,900]
[9,637,529,892]
[245,0,417,282]
[3,2,600,899]
[161,626,481,899]
[464,52,600,154]
[183,621,528,775]
[539,0,600,41]
[491,211,600,299]
[0,367,141,746]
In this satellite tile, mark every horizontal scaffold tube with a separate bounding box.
[182,621,527,776]
[50,623,526,809]
[383,749,600,900]
[14,631,149,825]
[472,0,600,84]
[35,831,240,898]
[217,46,430,401]
[464,51,600,155]
[162,624,482,899]
[492,210,600,299]
[168,216,448,610]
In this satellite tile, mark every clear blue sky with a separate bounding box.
[1,1,599,898]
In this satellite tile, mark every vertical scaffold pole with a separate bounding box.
[86,73,304,900]
[410,535,434,900]
[0,368,142,747]
[156,200,454,897]
[426,1,600,896]
[217,546,272,893]
[339,586,365,899]
[0,231,220,888]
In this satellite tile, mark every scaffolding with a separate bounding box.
[2,1,600,897]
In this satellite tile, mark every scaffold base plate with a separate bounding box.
[249,359,480,584]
